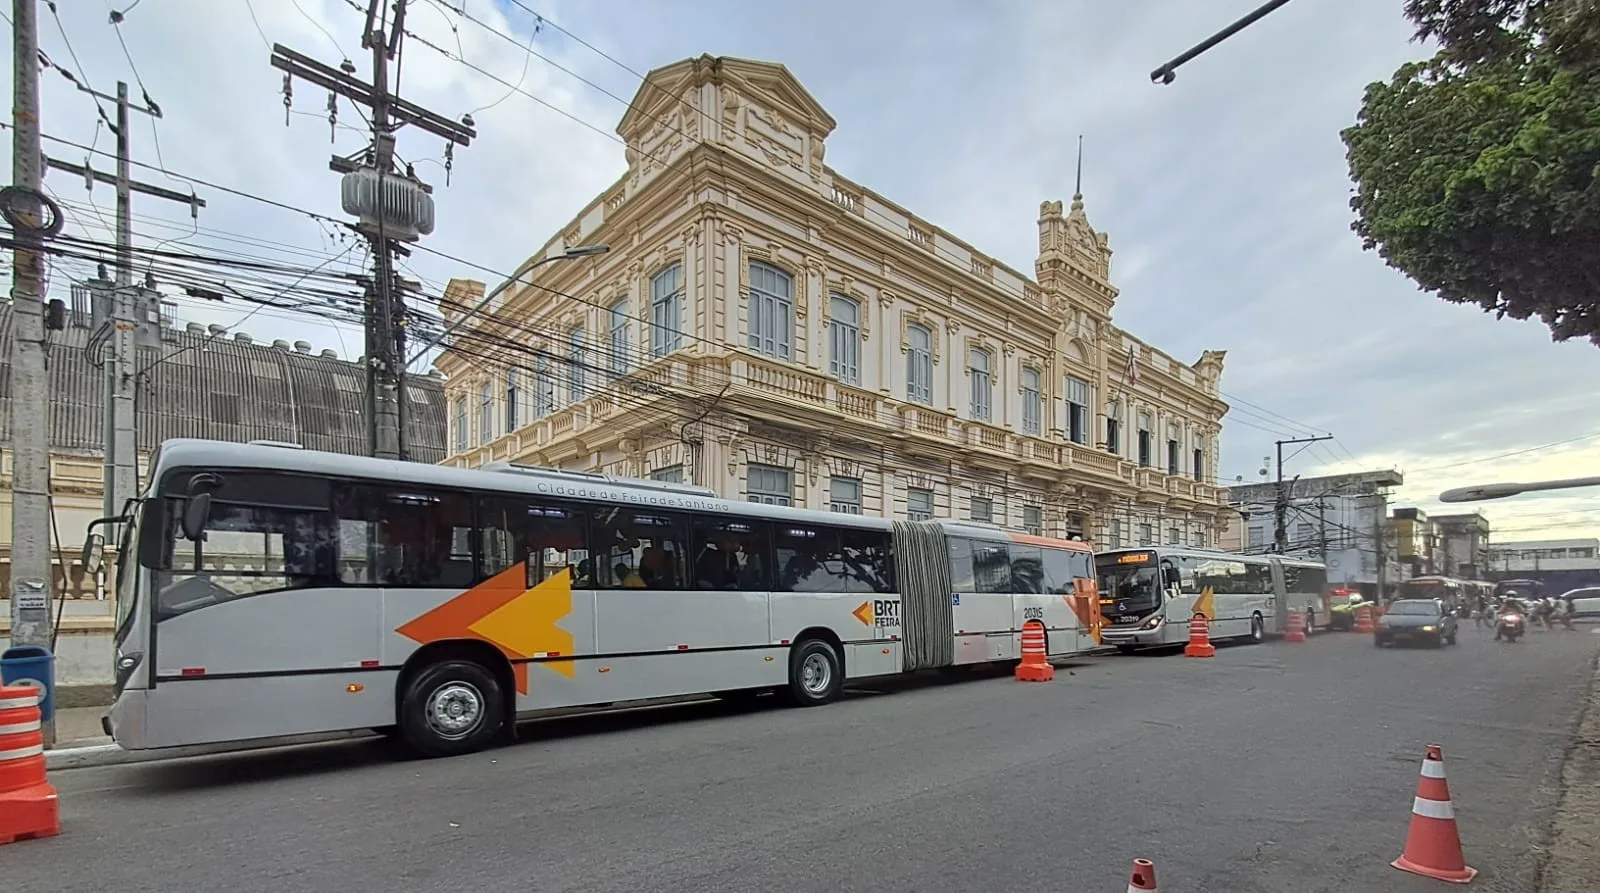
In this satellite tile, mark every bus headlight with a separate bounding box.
[114,651,143,691]
[1140,614,1163,631]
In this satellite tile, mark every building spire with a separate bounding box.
[1073,134,1085,210]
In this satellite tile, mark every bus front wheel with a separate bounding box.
[787,639,843,707]
[398,659,506,758]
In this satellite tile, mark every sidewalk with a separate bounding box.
[1543,653,1600,893]
[53,704,111,749]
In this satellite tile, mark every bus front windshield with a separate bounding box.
[1097,556,1163,620]
[112,499,144,646]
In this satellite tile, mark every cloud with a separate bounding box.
[12,0,1600,539]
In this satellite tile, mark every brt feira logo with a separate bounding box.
[853,599,901,628]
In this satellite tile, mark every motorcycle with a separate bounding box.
[1495,612,1526,642]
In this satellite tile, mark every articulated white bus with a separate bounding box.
[1095,547,1327,652]
[95,439,1103,757]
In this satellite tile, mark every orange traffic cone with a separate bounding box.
[1392,744,1476,884]
[1284,610,1306,643]
[0,684,60,845]
[1126,857,1158,891]
[1015,620,1054,682]
[1355,604,1375,634]
[1183,614,1215,658]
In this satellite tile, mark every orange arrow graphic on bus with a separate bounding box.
[853,602,874,626]
[395,565,575,695]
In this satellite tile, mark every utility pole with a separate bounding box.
[271,0,473,460]
[43,81,205,521]
[1317,499,1328,559]
[8,0,55,745]
[1274,435,1332,553]
[1373,492,1390,603]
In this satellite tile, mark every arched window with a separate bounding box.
[747,261,794,360]
[828,294,860,384]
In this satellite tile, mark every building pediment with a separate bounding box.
[617,55,837,148]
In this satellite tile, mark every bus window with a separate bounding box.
[1172,555,1204,594]
[334,485,474,588]
[776,525,842,593]
[973,542,1011,594]
[1244,561,1274,595]
[1009,544,1044,594]
[838,527,894,594]
[690,516,772,591]
[593,508,689,590]
[159,499,337,617]
[475,496,589,587]
[948,537,976,592]
[1042,547,1090,594]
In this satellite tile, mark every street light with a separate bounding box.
[1438,476,1600,503]
[408,244,610,365]
[1149,0,1297,85]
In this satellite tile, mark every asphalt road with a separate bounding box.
[10,624,1597,893]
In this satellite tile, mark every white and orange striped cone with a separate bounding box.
[1183,614,1215,658]
[1284,610,1306,643]
[1392,744,1476,884]
[1125,857,1157,891]
[1015,620,1054,682]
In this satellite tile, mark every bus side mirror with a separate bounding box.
[81,532,106,573]
[182,492,212,542]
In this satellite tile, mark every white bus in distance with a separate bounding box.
[92,439,1103,758]
[1095,547,1328,651]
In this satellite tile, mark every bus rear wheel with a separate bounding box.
[398,659,506,758]
[786,639,842,707]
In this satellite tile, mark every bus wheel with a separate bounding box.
[1249,614,1265,643]
[399,660,505,758]
[787,639,842,707]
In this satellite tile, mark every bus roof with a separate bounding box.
[150,440,1100,550]
[150,438,892,531]
[1094,546,1309,566]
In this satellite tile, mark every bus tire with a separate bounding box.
[398,659,505,758]
[787,639,842,707]
[1249,614,1265,644]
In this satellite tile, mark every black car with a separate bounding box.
[1375,598,1459,648]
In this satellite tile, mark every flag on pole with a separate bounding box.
[1193,586,1216,621]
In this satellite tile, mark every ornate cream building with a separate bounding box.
[437,55,1231,547]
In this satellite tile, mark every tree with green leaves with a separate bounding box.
[1342,0,1600,343]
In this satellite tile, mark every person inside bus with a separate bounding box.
[638,546,676,589]
[695,534,745,590]
[617,561,645,588]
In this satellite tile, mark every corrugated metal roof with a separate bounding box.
[0,303,446,462]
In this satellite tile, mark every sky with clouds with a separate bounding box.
[11,0,1598,541]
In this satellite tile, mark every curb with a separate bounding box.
[45,730,373,770]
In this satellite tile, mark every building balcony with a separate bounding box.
[445,350,1227,509]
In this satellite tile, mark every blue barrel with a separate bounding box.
[0,645,55,722]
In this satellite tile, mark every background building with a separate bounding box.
[436,55,1232,546]
[1484,538,1600,594]
[1390,507,1440,577]
[1222,469,1401,596]
[1431,512,1491,580]
[0,301,447,688]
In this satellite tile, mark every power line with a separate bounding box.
[1403,431,1600,475]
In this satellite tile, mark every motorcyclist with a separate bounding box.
[1495,597,1526,641]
